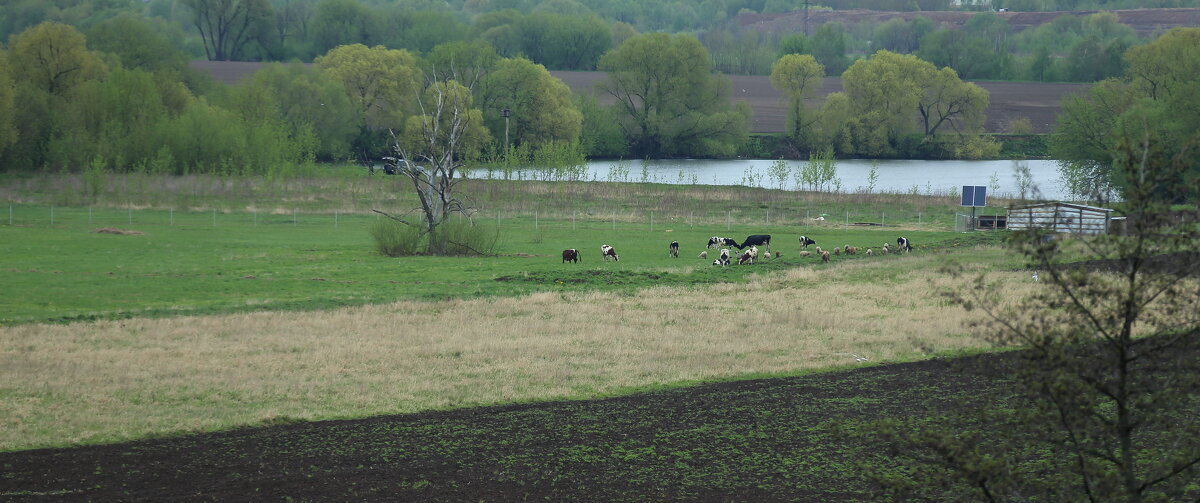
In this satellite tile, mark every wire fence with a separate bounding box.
[2,204,960,234]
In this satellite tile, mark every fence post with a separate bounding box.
[293,209,296,226]
[8,206,11,225]
[845,212,849,229]
[535,210,538,231]
[335,210,338,228]
[650,211,653,232]
[89,207,92,225]
[50,206,54,225]
[919,212,922,225]
[726,210,730,230]
[882,212,885,227]
[128,207,132,226]
[213,209,216,227]
[170,208,173,226]
[572,211,576,231]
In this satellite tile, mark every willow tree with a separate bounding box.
[840,50,989,157]
[598,33,749,158]
[769,53,825,148]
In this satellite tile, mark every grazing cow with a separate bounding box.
[669,241,679,258]
[699,250,708,259]
[562,248,580,263]
[707,236,737,249]
[601,244,619,261]
[719,248,731,266]
[897,237,912,252]
[821,250,831,263]
[798,236,816,249]
[737,234,771,251]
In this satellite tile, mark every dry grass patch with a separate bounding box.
[0,247,1037,451]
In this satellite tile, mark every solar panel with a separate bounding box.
[961,185,987,207]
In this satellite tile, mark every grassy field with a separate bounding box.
[1,173,1024,454]
[0,202,978,326]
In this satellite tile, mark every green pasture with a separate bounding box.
[0,204,971,325]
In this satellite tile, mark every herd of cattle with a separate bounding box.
[561,235,914,265]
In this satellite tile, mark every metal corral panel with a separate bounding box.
[1007,202,1113,235]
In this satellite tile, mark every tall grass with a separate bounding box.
[0,168,1012,230]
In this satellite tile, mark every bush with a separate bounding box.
[436,218,500,256]
[370,219,422,257]
[370,217,499,256]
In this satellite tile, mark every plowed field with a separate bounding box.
[0,354,1016,501]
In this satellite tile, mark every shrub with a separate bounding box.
[436,218,500,256]
[370,219,422,257]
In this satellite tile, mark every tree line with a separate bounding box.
[0,0,1180,82]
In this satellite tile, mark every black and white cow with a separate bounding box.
[798,236,816,249]
[601,244,619,261]
[669,241,679,258]
[711,248,731,266]
[707,236,738,249]
[562,248,580,263]
[737,234,771,251]
[897,237,912,252]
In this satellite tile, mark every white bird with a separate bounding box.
[853,354,869,362]
[1032,271,1039,282]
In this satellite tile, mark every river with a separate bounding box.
[469,159,1068,201]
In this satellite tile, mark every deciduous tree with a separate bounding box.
[8,22,107,96]
[598,33,749,157]
[385,78,492,255]
[769,54,824,146]
[885,133,1200,502]
[315,43,422,161]
[180,0,273,61]
[477,57,581,148]
[0,52,17,159]
[1051,27,1200,202]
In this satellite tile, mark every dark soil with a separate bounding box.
[3,338,1197,501]
[0,354,1018,502]
[739,8,1200,39]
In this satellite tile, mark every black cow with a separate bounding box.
[669,241,679,258]
[737,234,771,250]
[798,236,816,249]
[897,237,912,252]
[562,249,580,263]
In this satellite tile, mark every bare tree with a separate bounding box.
[378,75,491,255]
[181,0,272,61]
[873,133,1200,502]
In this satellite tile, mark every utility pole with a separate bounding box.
[803,0,812,37]
[501,108,511,153]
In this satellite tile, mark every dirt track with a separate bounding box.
[192,61,1090,134]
